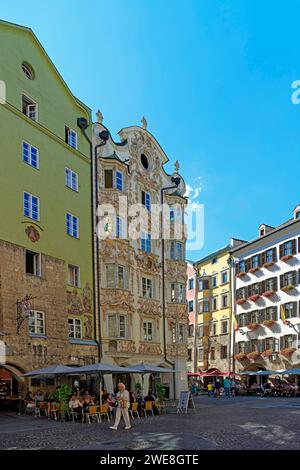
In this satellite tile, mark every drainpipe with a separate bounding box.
[161,178,181,399]
[77,118,109,362]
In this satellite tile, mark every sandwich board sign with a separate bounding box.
[177,391,196,414]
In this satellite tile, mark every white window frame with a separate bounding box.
[65,167,79,192]
[22,141,39,169]
[23,191,40,221]
[66,212,79,238]
[68,318,82,339]
[68,264,80,287]
[28,310,45,335]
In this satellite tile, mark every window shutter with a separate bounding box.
[279,244,284,259]
[280,274,283,289]
[292,239,296,255]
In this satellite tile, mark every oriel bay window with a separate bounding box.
[68,318,82,339]
[171,283,185,303]
[29,311,45,335]
[108,314,127,339]
[106,264,128,289]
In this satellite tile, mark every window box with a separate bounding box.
[263,261,274,268]
[261,349,274,358]
[280,254,293,262]
[280,347,296,358]
[248,294,260,302]
[262,290,275,298]
[247,351,261,361]
[247,322,260,331]
[281,284,295,293]
[236,272,247,279]
[249,267,259,274]
[236,298,247,305]
[262,319,276,328]
[234,353,248,362]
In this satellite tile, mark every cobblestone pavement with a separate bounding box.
[1,396,300,450]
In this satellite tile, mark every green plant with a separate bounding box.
[156,384,166,401]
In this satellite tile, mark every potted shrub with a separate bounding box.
[247,322,259,331]
[234,353,248,362]
[262,319,276,328]
[262,290,275,298]
[248,294,260,302]
[281,285,294,292]
[247,351,260,361]
[280,347,296,358]
[261,349,274,358]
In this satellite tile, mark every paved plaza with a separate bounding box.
[0,396,300,450]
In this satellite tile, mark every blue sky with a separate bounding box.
[2,0,300,261]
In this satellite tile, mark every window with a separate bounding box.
[106,264,127,289]
[104,169,113,188]
[220,345,228,359]
[141,232,151,253]
[212,257,218,264]
[26,250,41,276]
[65,168,78,191]
[68,319,82,339]
[188,278,194,290]
[22,62,35,80]
[212,297,218,311]
[284,302,297,319]
[116,171,123,191]
[221,294,228,308]
[221,320,229,334]
[116,216,123,239]
[210,348,215,360]
[29,311,45,335]
[221,271,228,284]
[143,322,153,341]
[68,265,80,287]
[142,277,153,298]
[108,314,127,338]
[24,192,39,221]
[170,241,184,261]
[171,283,185,303]
[23,142,39,169]
[211,275,217,288]
[178,324,185,342]
[188,300,194,312]
[142,191,151,211]
[66,213,79,238]
[22,94,37,121]
[65,127,77,149]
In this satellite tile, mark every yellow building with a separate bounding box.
[194,239,244,373]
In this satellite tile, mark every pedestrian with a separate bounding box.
[214,379,221,398]
[207,381,214,397]
[109,383,131,431]
[223,377,231,398]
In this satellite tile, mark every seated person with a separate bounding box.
[69,395,83,416]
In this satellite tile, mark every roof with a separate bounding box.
[0,19,91,116]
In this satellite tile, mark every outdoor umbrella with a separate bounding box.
[23,365,75,377]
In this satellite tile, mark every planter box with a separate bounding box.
[247,322,260,331]
[236,298,247,305]
[280,255,293,262]
[281,285,295,292]
[248,294,260,302]
[262,290,275,298]
[249,267,260,274]
[262,319,276,328]
[236,272,247,279]
[280,348,296,358]
[263,261,275,268]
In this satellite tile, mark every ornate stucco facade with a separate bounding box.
[93,119,189,397]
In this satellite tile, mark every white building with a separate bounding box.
[231,206,300,373]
